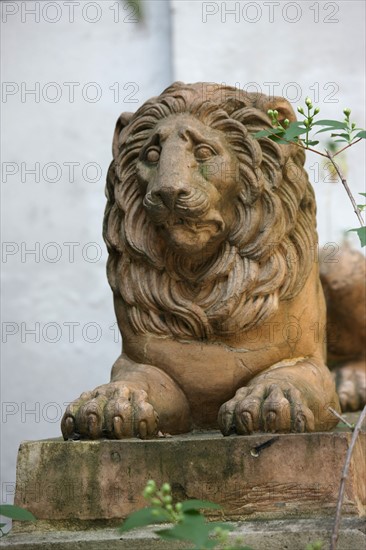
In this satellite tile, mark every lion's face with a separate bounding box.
[105,82,318,339]
[136,114,240,257]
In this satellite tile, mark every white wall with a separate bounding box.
[1,0,173,505]
[1,0,365,507]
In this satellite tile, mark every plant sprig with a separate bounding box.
[119,480,252,549]
[297,96,320,147]
[119,481,331,549]
[142,480,183,523]
[254,101,366,247]
[0,504,36,538]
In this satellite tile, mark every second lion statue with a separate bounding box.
[62,82,342,440]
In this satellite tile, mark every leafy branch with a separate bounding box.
[254,101,366,247]
[119,481,329,549]
[0,504,36,537]
[119,480,252,549]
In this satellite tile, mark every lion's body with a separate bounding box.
[112,262,327,428]
[62,82,345,440]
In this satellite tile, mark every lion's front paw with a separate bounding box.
[334,361,366,412]
[61,382,159,440]
[218,382,315,435]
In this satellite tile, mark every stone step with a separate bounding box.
[1,518,366,550]
[12,429,366,525]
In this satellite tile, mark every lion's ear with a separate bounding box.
[263,97,297,124]
[112,112,134,158]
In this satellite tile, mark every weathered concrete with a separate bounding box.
[13,430,366,528]
[1,518,366,549]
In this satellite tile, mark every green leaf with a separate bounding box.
[119,507,171,533]
[348,226,366,247]
[359,193,366,197]
[181,499,222,512]
[283,122,308,140]
[330,133,350,139]
[209,521,235,531]
[253,130,272,138]
[0,505,36,522]
[156,511,213,546]
[186,543,218,549]
[355,130,366,139]
[253,128,284,139]
[269,136,291,144]
[305,542,325,550]
[356,205,366,211]
[306,140,319,146]
[313,119,347,128]
[314,127,346,136]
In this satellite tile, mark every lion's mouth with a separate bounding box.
[162,217,223,233]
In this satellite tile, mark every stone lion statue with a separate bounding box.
[62,81,358,440]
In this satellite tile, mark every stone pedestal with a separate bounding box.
[2,518,366,550]
[13,430,366,530]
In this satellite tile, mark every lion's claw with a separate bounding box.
[265,411,277,433]
[218,382,315,435]
[61,382,159,440]
[63,416,75,438]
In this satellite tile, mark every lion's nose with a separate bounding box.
[152,184,189,210]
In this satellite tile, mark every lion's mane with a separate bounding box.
[104,82,317,340]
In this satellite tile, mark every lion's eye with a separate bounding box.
[194,145,216,161]
[145,147,160,164]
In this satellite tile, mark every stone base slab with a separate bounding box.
[1,518,366,549]
[12,430,366,528]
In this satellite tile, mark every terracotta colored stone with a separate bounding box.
[320,244,366,412]
[61,82,346,440]
[14,431,366,525]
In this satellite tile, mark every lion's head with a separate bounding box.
[104,82,317,340]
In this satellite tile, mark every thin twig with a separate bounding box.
[330,405,366,550]
[325,150,365,227]
[332,137,362,158]
[328,407,354,430]
[269,125,362,159]
[292,139,329,158]
[265,130,365,227]
[266,130,329,157]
